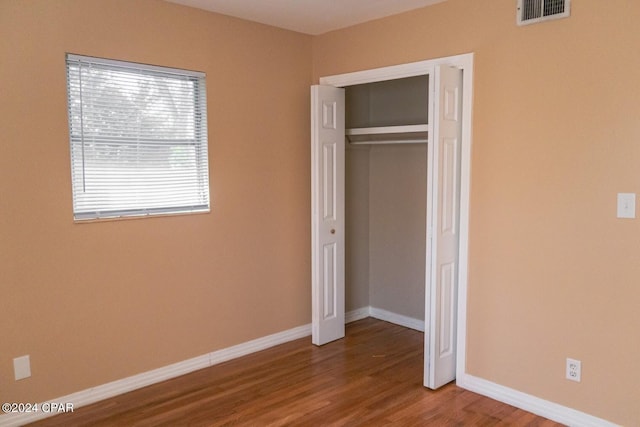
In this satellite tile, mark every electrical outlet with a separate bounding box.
[566,358,581,382]
[617,193,636,218]
[13,355,31,380]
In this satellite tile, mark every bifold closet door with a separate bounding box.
[425,65,463,389]
[311,85,345,346]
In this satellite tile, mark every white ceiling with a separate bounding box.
[165,0,448,35]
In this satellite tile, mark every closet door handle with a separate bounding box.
[330,229,336,234]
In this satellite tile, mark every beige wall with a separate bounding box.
[0,0,311,403]
[314,1,640,425]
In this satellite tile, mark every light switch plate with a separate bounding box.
[617,193,636,219]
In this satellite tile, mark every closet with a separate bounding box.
[312,59,467,388]
[344,76,429,327]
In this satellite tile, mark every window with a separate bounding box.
[66,54,210,221]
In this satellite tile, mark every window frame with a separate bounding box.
[65,53,210,221]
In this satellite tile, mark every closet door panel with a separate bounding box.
[426,66,463,389]
[311,85,345,346]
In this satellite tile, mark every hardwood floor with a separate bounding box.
[30,318,563,426]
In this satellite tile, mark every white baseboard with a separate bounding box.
[345,306,424,332]
[456,373,618,427]
[345,306,371,323]
[369,307,425,332]
[0,323,312,427]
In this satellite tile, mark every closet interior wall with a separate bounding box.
[345,76,429,322]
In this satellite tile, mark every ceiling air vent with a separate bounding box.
[517,0,570,26]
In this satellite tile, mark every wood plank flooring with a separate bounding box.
[29,318,563,426]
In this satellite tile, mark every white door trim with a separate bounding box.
[319,52,474,384]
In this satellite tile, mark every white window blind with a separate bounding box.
[66,54,210,221]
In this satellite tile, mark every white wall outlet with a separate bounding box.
[617,193,636,218]
[566,358,581,382]
[13,355,31,380]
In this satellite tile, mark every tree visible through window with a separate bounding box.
[66,54,210,220]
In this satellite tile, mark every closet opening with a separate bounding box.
[345,75,430,332]
[311,53,474,389]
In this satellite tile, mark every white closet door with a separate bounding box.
[426,65,463,389]
[311,85,345,346]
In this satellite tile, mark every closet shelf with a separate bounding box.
[346,124,430,135]
[346,124,430,145]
